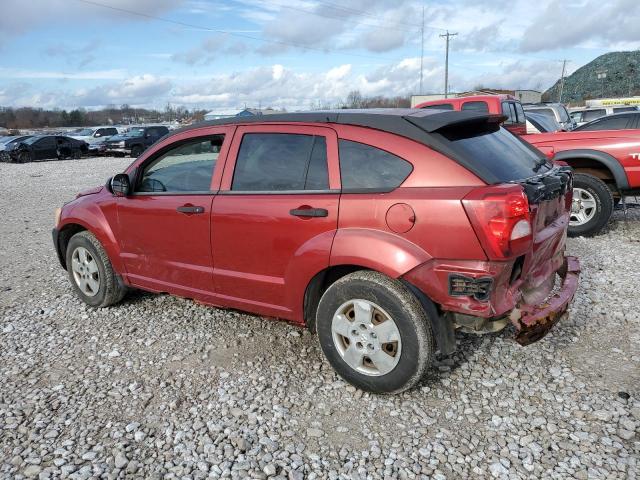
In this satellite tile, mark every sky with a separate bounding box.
[0,0,638,112]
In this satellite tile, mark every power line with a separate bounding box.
[74,0,405,62]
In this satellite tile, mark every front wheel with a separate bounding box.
[568,173,613,237]
[316,271,434,394]
[66,231,127,307]
[130,145,143,158]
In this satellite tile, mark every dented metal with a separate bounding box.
[512,256,580,345]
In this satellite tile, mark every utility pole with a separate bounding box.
[440,31,457,98]
[419,6,424,94]
[558,59,568,103]
[596,69,607,98]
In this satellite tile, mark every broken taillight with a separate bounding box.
[463,185,533,260]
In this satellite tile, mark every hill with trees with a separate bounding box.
[544,51,640,104]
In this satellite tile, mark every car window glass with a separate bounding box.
[37,137,55,148]
[501,102,516,124]
[613,107,637,113]
[557,105,570,122]
[582,109,605,122]
[461,101,489,113]
[581,116,630,131]
[514,102,526,123]
[232,133,329,192]
[138,136,223,193]
[338,140,412,192]
[421,103,454,110]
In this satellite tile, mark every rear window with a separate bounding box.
[461,101,489,113]
[532,108,555,119]
[501,102,517,124]
[421,103,454,110]
[338,140,412,192]
[437,125,547,183]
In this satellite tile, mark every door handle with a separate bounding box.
[177,205,205,214]
[289,207,328,217]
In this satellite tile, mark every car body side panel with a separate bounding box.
[523,130,640,189]
[57,194,125,274]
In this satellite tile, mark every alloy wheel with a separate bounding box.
[71,246,100,297]
[570,187,597,226]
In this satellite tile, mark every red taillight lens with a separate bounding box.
[463,185,533,260]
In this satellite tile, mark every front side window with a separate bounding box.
[338,140,413,192]
[514,102,526,123]
[461,101,489,113]
[137,136,223,193]
[232,133,329,192]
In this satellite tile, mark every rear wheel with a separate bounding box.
[568,173,613,237]
[66,231,127,307]
[316,271,434,394]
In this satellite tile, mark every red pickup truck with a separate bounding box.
[523,129,640,236]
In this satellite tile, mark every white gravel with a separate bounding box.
[0,157,638,479]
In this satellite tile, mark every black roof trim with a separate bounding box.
[170,109,510,184]
[172,108,504,137]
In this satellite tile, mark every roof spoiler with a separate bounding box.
[402,111,508,133]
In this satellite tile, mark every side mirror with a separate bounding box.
[110,173,130,197]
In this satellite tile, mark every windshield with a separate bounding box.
[437,125,548,183]
[73,128,94,136]
[124,128,145,137]
[0,136,16,144]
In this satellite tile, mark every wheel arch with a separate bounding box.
[553,149,629,190]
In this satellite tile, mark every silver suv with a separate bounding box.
[523,103,575,130]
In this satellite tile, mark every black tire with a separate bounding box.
[316,271,434,394]
[65,231,127,307]
[568,173,614,237]
[130,145,143,158]
[18,151,32,164]
[72,149,81,159]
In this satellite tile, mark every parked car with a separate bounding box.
[53,109,578,393]
[573,112,640,131]
[525,112,563,134]
[523,103,575,131]
[415,95,527,135]
[523,127,640,236]
[0,135,32,151]
[3,135,88,163]
[569,106,638,127]
[69,126,122,155]
[103,126,169,157]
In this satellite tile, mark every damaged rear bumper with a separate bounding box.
[509,256,580,345]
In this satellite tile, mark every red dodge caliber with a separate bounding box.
[53,109,579,393]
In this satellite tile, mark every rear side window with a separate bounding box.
[613,107,637,113]
[438,125,546,183]
[579,115,631,131]
[582,109,606,122]
[338,140,412,192]
[461,101,489,113]
[232,133,329,192]
[421,103,454,110]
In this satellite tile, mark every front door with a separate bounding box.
[212,125,340,319]
[33,136,57,160]
[116,132,229,298]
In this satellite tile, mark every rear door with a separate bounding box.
[211,124,340,319]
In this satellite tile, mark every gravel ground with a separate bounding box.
[0,157,638,480]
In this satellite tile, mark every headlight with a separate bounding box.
[118,141,126,147]
[54,207,62,227]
